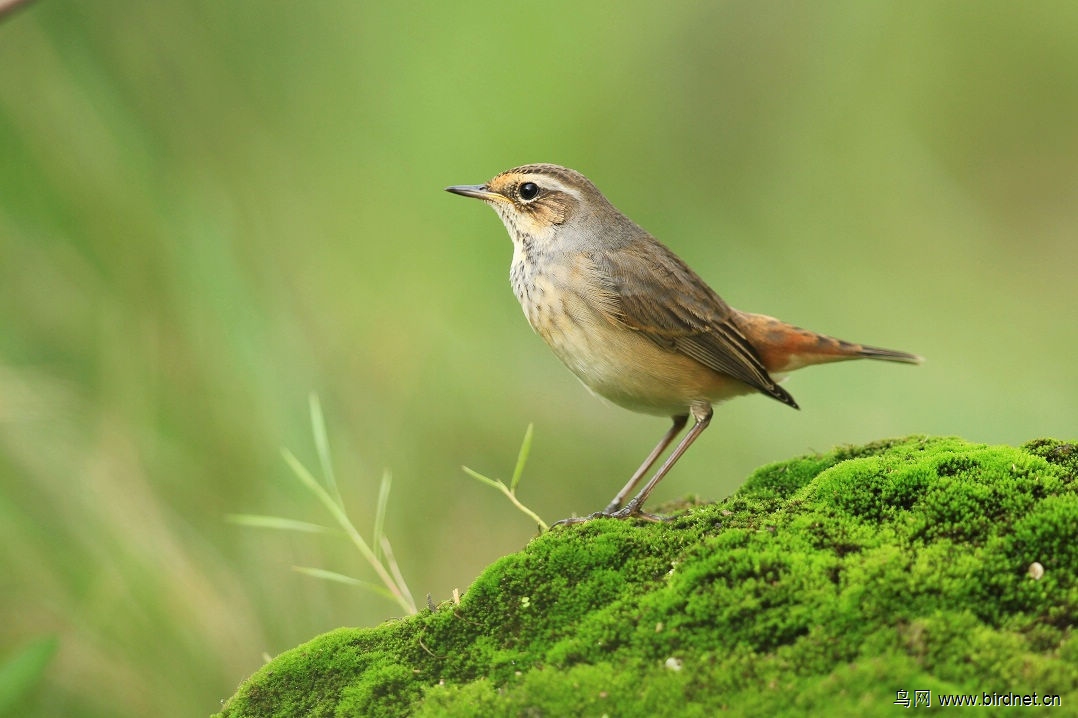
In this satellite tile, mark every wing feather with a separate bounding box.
[589,238,798,408]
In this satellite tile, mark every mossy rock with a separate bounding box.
[216,437,1078,717]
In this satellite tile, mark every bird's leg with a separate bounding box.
[551,408,711,528]
[601,414,688,514]
[610,404,713,520]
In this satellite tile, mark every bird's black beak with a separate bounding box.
[445,184,506,202]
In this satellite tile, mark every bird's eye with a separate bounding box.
[518,182,540,201]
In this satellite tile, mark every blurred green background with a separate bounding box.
[1,1,1076,715]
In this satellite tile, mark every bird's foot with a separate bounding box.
[550,504,670,527]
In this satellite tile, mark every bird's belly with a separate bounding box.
[527,291,752,416]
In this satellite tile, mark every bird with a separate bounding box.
[446,163,921,523]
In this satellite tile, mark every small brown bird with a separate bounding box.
[447,164,921,523]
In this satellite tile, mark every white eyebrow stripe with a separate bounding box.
[535,176,581,200]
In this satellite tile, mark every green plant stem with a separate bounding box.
[462,466,549,532]
[282,449,417,614]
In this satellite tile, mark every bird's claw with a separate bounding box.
[550,505,671,528]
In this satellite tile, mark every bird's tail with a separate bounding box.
[854,344,923,365]
[734,311,923,374]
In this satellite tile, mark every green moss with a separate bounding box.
[216,437,1078,717]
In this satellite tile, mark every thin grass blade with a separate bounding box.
[282,448,415,614]
[309,393,344,509]
[292,567,396,601]
[372,469,391,563]
[462,465,502,490]
[225,514,333,534]
[380,537,416,613]
[509,423,534,492]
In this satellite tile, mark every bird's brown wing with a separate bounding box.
[589,238,798,408]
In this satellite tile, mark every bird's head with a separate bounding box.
[446,163,613,246]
